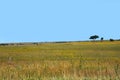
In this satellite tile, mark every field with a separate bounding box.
[0,41,120,80]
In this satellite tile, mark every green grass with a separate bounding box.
[0,41,120,80]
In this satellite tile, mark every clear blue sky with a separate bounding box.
[0,0,120,43]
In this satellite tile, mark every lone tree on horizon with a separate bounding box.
[89,35,99,41]
[101,37,104,42]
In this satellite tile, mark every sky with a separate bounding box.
[0,0,120,43]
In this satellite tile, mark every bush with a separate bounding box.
[109,39,114,41]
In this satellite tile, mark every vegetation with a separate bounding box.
[101,37,104,42]
[110,38,114,41]
[89,35,99,41]
[0,41,120,80]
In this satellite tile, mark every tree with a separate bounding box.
[101,37,104,42]
[89,35,99,41]
[109,38,114,41]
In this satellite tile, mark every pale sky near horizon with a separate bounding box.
[0,0,120,43]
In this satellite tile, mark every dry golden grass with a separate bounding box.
[0,41,120,80]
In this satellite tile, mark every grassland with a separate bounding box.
[0,41,120,80]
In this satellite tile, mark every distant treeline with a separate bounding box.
[0,39,120,46]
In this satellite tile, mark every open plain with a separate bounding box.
[0,41,120,80]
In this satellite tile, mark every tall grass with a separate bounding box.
[0,41,120,80]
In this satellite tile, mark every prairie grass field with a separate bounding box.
[0,41,120,80]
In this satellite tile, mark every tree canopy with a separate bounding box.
[89,35,99,41]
